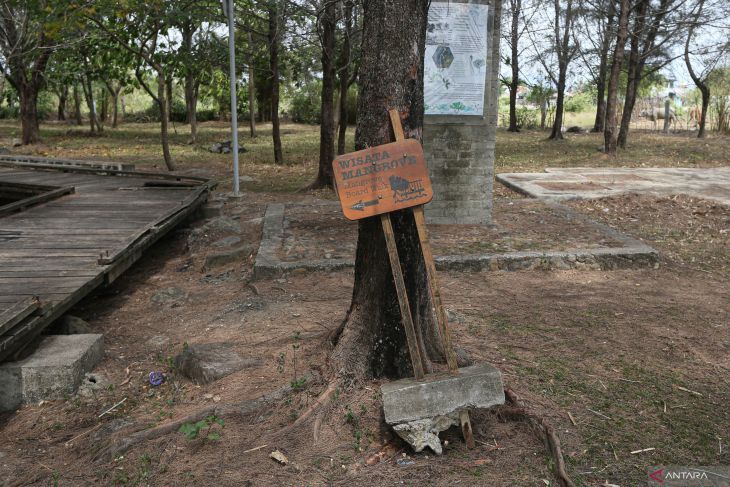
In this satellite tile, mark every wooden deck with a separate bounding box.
[0,161,214,362]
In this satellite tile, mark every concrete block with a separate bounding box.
[381,363,504,425]
[0,334,104,411]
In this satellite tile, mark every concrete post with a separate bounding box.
[423,0,502,225]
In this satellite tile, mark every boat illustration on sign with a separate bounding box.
[389,175,428,203]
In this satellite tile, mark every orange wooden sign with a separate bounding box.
[332,139,433,220]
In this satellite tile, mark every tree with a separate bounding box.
[683,0,730,138]
[616,0,682,148]
[527,0,578,139]
[330,0,447,380]
[575,0,616,133]
[268,0,284,165]
[309,0,337,189]
[603,0,630,155]
[89,0,180,170]
[502,0,535,132]
[336,0,360,155]
[0,1,79,144]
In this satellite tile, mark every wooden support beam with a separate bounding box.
[388,108,475,449]
[381,212,426,380]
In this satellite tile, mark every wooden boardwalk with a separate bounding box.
[0,161,214,362]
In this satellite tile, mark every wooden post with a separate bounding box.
[380,212,426,379]
[388,108,475,448]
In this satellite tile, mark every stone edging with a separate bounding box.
[253,202,658,279]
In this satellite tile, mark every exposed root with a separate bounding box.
[502,387,576,487]
[273,380,339,440]
[93,380,299,462]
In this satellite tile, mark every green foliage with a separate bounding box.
[516,107,539,129]
[290,80,322,124]
[290,377,307,391]
[564,92,594,113]
[178,414,224,441]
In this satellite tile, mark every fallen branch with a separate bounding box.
[503,388,576,487]
[273,380,339,441]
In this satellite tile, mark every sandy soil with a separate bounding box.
[0,187,728,487]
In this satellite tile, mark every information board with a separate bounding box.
[424,2,489,116]
[332,139,433,220]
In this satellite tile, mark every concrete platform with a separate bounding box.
[497,167,730,206]
[0,334,103,411]
[381,363,504,425]
[253,201,658,279]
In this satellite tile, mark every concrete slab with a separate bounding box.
[381,363,504,425]
[497,167,730,206]
[253,201,658,279]
[0,334,103,411]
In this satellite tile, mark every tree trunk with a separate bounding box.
[330,0,444,381]
[247,32,257,138]
[81,77,101,133]
[550,77,565,140]
[269,2,284,165]
[617,0,669,148]
[310,0,337,189]
[185,75,198,143]
[548,0,573,140]
[592,0,614,133]
[604,0,630,155]
[99,88,108,123]
[73,85,83,125]
[112,86,121,128]
[337,0,354,155]
[57,86,68,121]
[19,84,41,144]
[157,73,176,171]
[507,0,521,132]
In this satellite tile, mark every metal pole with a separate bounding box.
[226,0,240,196]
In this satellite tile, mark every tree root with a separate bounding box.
[502,387,576,487]
[93,380,299,463]
[272,380,339,441]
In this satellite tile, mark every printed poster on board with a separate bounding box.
[424,2,489,116]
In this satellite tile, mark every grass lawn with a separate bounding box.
[2,119,727,192]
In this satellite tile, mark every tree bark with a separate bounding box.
[57,86,68,121]
[247,32,257,138]
[309,0,337,189]
[19,85,41,144]
[548,0,574,140]
[684,0,708,139]
[507,0,521,132]
[158,73,175,170]
[112,86,121,128]
[330,0,444,381]
[268,1,284,165]
[81,76,101,133]
[617,0,670,148]
[73,84,83,125]
[604,0,630,155]
[592,0,615,133]
[182,21,198,143]
[337,0,355,155]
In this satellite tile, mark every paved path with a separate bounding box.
[497,167,730,205]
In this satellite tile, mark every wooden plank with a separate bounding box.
[0,186,75,217]
[380,212,426,379]
[0,270,100,278]
[99,187,205,265]
[388,108,474,449]
[0,297,39,336]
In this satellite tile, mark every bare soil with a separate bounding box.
[0,186,728,487]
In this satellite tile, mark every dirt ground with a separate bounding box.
[0,182,727,487]
[1,123,729,486]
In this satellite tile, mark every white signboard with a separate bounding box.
[424,2,489,116]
